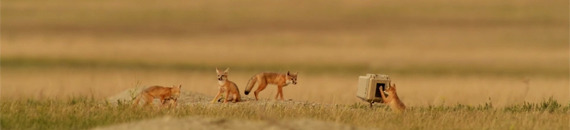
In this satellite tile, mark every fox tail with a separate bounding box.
[244,75,258,95]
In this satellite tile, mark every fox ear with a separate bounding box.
[216,67,220,73]
[224,68,230,73]
[287,71,290,76]
[294,72,298,75]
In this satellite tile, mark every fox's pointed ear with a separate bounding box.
[224,68,230,73]
[287,71,290,76]
[216,67,220,73]
[294,72,298,75]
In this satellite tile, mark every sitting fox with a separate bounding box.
[132,85,181,107]
[380,83,406,112]
[244,71,298,100]
[211,68,241,103]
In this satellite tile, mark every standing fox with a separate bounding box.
[244,71,298,100]
[211,68,241,103]
[379,83,406,112]
[132,85,181,107]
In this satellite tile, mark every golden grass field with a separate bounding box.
[1,0,569,129]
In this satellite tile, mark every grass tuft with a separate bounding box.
[504,97,565,113]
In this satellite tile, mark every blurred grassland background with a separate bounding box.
[1,0,569,106]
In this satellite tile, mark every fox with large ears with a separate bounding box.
[380,83,406,112]
[244,71,298,100]
[211,68,241,103]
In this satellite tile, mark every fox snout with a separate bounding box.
[286,80,297,85]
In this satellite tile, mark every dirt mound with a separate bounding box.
[100,88,367,130]
[92,116,369,130]
[106,87,294,106]
[107,87,329,110]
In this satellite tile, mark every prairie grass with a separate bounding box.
[1,97,568,130]
[1,0,568,129]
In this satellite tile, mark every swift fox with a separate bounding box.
[211,68,241,103]
[132,85,181,107]
[379,83,406,112]
[244,71,297,100]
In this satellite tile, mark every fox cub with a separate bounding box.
[133,85,181,107]
[244,71,298,100]
[380,83,406,112]
[212,68,241,103]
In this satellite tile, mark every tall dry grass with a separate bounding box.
[1,97,569,129]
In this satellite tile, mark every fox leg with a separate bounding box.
[231,93,238,103]
[160,99,168,107]
[132,95,142,106]
[235,94,240,102]
[276,85,284,100]
[274,86,280,99]
[143,94,153,107]
[223,90,230,103]
[159,97,168,108]
[162,98,176,108]
[379,87,391,104]
[159,98,165,104]
[274,91,279,99]
[253,81,267,100]
[228,91,238,103]
[211,90,222,103]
